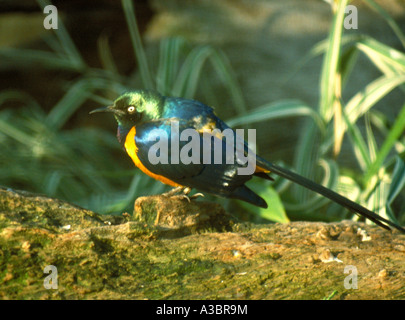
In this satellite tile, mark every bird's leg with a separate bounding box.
[161,186,192,203]
[177,187,192,203]
[183,187,192,195]
[162,186,204,201]
[161,186,185,197]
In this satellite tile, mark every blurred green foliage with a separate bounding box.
[0,0,404,226]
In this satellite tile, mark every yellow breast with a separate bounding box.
[124,126,182,187]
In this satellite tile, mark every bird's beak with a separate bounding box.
[89,105,116,115]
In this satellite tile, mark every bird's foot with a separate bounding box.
[161,186,185,197]
[180,187,205,200]
[189,192,204,199]
[179,188,205,204]
[161,187,204,201]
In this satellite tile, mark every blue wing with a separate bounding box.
[134,119,249,192]
[134,97,268,207]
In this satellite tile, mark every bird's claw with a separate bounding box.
[189,192,204,199]
[162,187,204,202]
[161,186,184,197]
[178,194,191,203]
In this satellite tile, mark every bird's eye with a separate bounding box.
[127,106,135,113]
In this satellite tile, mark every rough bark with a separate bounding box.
[0,187,404,300]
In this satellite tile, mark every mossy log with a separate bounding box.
[0,187,404,299]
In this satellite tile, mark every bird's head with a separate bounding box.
[90,90,164,129]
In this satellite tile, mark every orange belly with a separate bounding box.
[124,126,182,187]
[125,126,268,186]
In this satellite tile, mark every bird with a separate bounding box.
[90,89,405,233]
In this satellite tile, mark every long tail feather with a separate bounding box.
[258,160,405,234]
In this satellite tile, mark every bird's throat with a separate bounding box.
[117,125,130,147]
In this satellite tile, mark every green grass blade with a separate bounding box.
[346,74,405,124]
[122,0,154,89]
[0,48,83,71]
[284,158,339,214]
[294,0,347,203]
[363,0,405,48]
[341,107,371,171]
[356,37,405,76]
[293,122,321,201]
[47,78,112,129]
[340,45,360,89]
[257,186,290,223]
[319,0,349,121]
[97,36,120,76]
[226,100,324,132]
[364,112,377,164]
[285,34,361,85]
[208,50,247,115]
[36,0,86,70]
[157,38,183,95]
[172,45,246,113]
[0,118,35,147]
[238,181,290,224]
[0,90,41,109]
[364,102,405,183]
[323,290,338,300]
[385,156,405,223]
[172,46,214,98]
